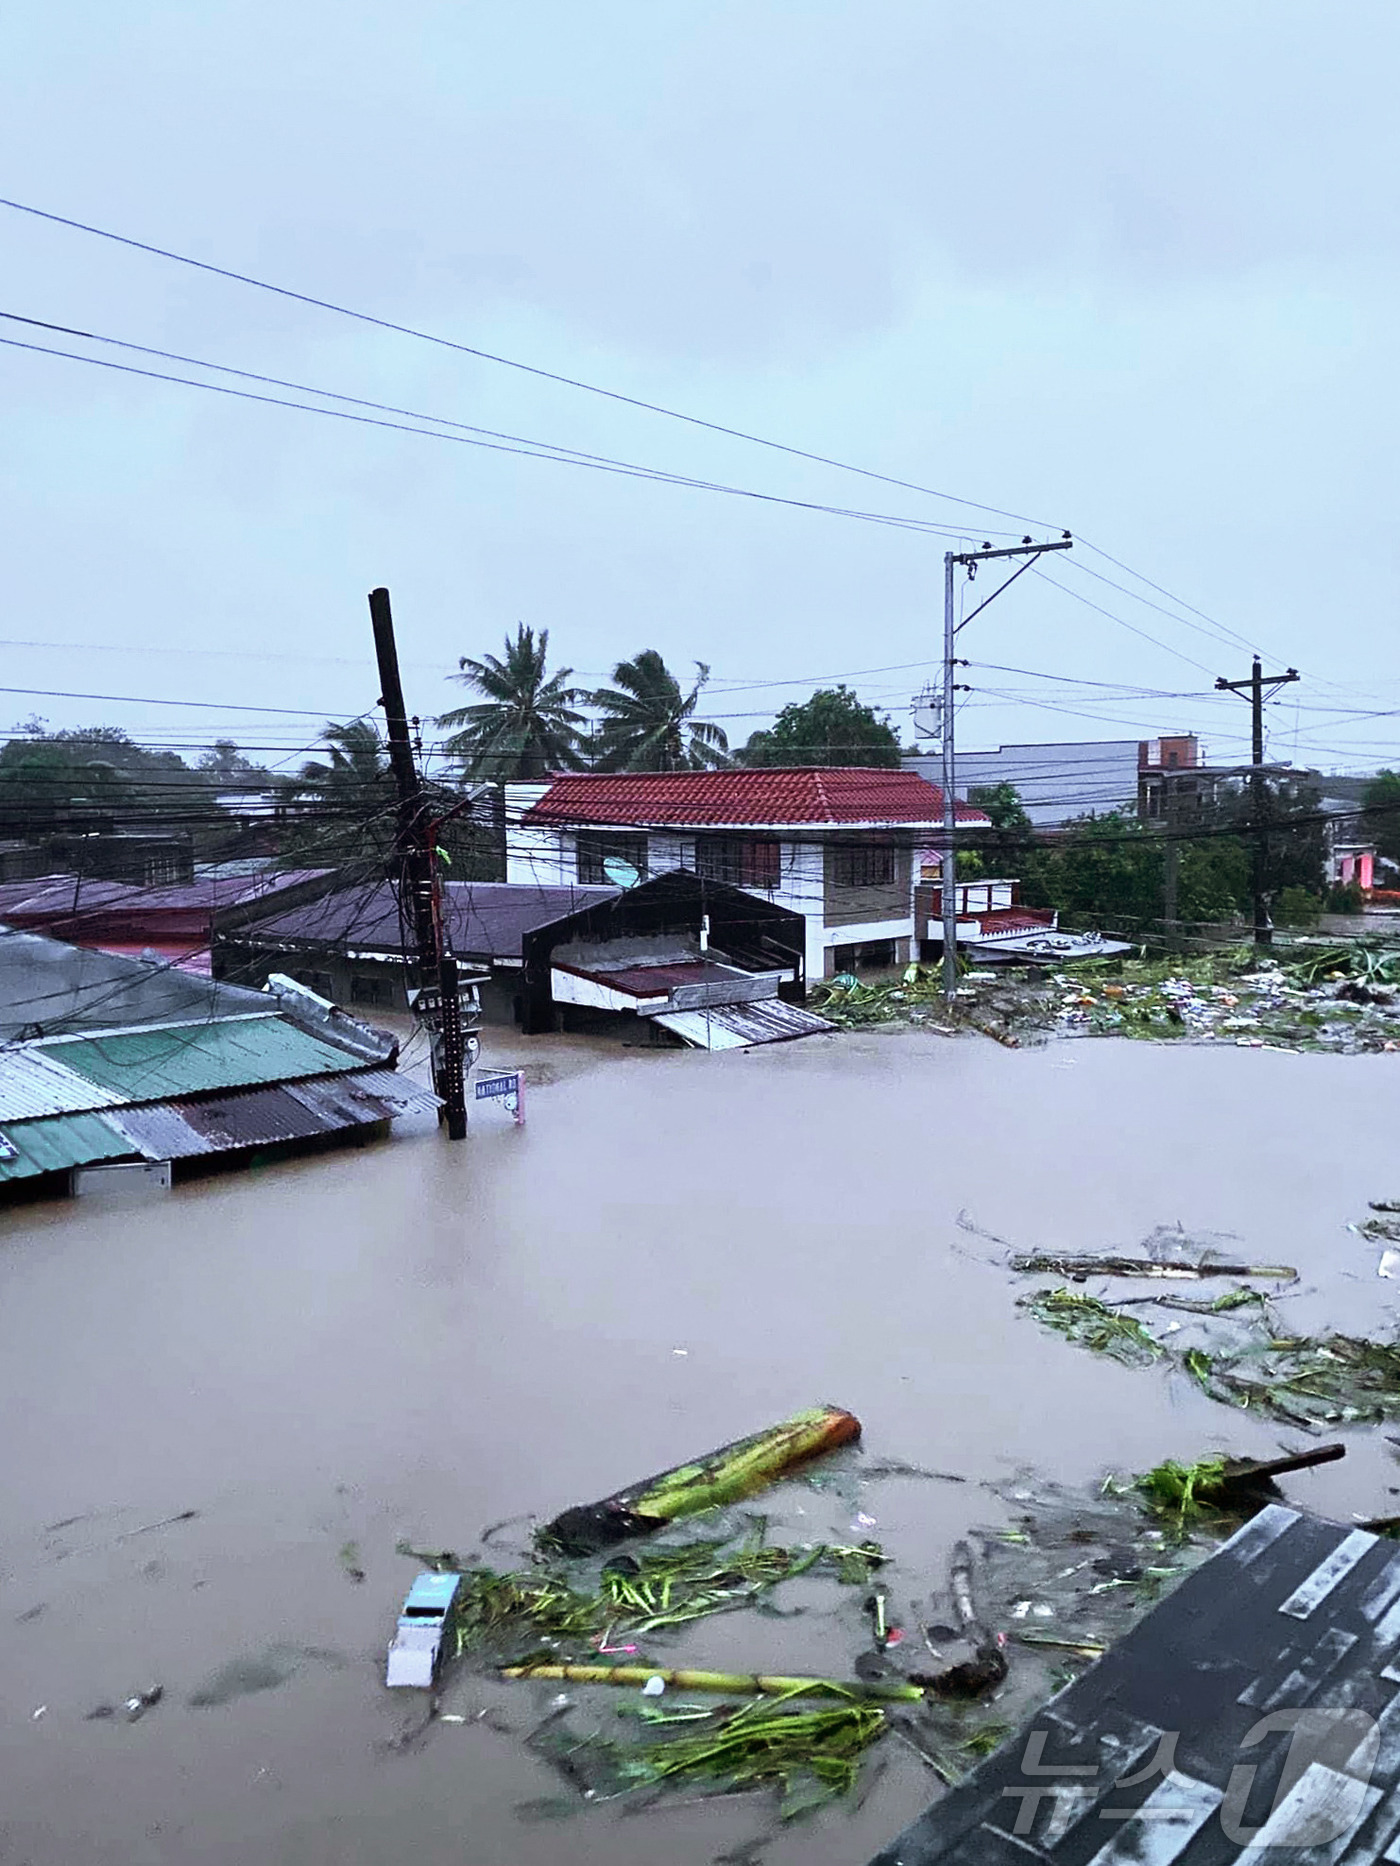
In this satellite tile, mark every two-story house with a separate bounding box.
[505,768,990,982]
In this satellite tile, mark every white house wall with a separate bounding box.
[500,812,915,983]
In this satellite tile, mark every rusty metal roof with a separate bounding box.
[0,1064,434,1180]
[238,880,618,960]
[106,1070,437,1159]
[282,1069,439,1121]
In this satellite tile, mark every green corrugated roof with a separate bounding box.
[36,1017,365,1102]
[0,1111,130,1182]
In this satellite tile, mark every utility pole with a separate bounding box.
[1162,771,1180,947]
[1214,655,1299,951]
[369,586,469,1138]
[940,534,1073,999]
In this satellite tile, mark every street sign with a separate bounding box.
[474,1070,525,1124]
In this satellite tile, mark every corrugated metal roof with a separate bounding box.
[107,1086,345,1158]
[283,1070,439,1120]
[107,1070,437,1160]
[36,1017,367,1100]
[523,769,991,829]
[649,999,835,1050]
[0,1111,131,1182]
[0,1047,128,1121]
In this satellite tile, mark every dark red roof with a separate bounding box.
[523,768,990,829]
[968,908,1057,934]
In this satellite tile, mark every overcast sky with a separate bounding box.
[1,2,1395,782]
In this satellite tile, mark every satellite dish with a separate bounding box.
[602,856,641,888]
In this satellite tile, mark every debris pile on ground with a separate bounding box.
[814,944,1400,1052]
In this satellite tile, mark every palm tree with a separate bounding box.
[282,720,397,861]
[438,625,585,779]
[590,651,729,772]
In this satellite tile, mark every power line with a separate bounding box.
[0,681,348,716]
[2,201,1321,691]
[0,195,1057,535]
[0,332,990,543]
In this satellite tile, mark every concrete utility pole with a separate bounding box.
[1214,655,1300,950]
[370,586,469,1138]
[940,535,1073,1000]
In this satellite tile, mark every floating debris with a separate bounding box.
[533,1687,893,1821]
[1135,1444,1345,1529]
[1010,1251,1295,1282]
[451,1531,877,1661]
[1018,1251,1400,1428]
[816,944,1400,1053]
[538,1406,861,1556]
[1017,1288,1164,1366]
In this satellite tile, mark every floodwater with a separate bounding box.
[2,1029,1398,1865]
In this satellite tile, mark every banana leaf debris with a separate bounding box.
[389,1410,1031,1826]
[1132,1443,1345,1530]
[1005,1213,1400,1427]
[813,944,1400,1053]
[388,1408,1380,1836]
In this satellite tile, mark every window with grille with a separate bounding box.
[832,843,896,889]
[695,836,781,890]
[576,832,648,885]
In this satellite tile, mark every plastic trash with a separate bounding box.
[641,1674,666,1697]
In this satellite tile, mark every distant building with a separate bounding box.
[905,735,1216,831]
[904,739,1143,828]
[0,868,336,974]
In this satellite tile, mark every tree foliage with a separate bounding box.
[439,625,586,780]
[590,651,729,772]
[0,736,136,834]
[959,785,1272,937]
[740,686,900,768]
[1364,769,1400,867]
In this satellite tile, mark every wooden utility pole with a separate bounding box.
[370,587,468,1138]
[1214,656,1300,950]
[940,535,1073,999]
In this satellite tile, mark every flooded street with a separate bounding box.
[3,1030,1398,1865]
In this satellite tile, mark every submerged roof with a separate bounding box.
[37,1016,371,1101]
[521,768,990,829]
[0,1110,133,1182]
[0,1070,437,1183]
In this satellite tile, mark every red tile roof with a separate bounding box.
[523,768,990,829]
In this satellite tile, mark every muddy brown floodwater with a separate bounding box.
[2,1030,1398,1865]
